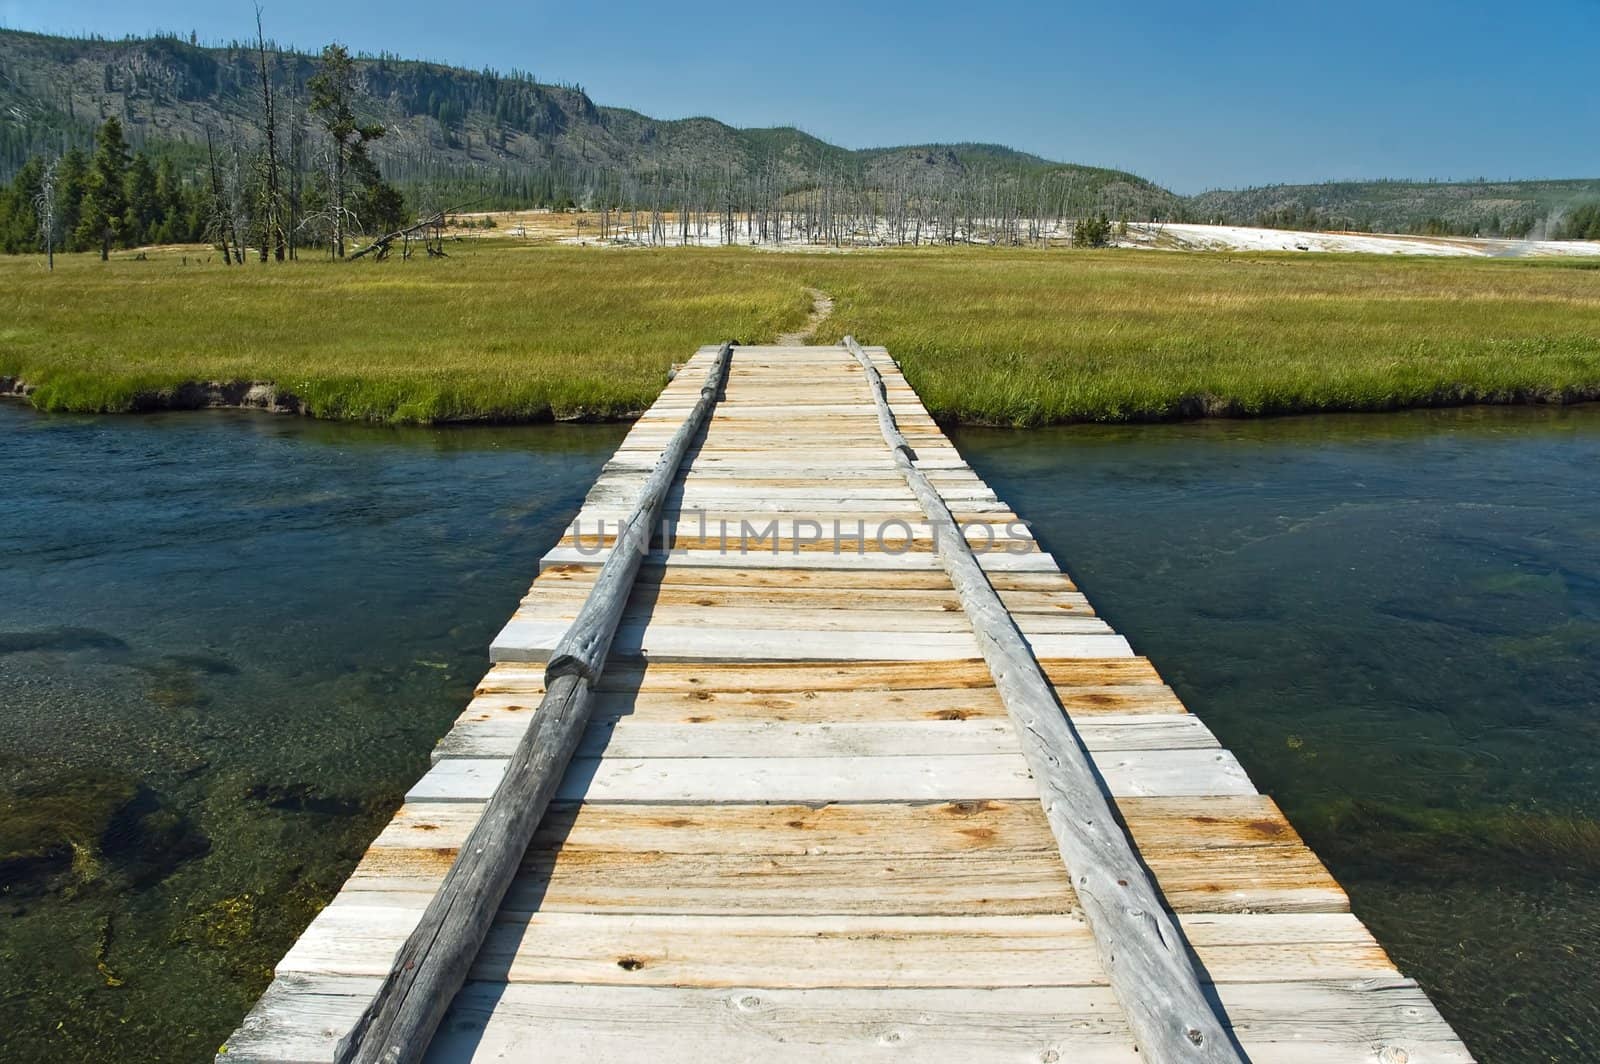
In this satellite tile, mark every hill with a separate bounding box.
[0,29,1175,216]
[1188,178,1600,239]
[4,29,1594,238]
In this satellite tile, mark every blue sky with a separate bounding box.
[4,0,1595,193]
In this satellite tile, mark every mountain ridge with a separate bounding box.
[2,28,1596,235]
[0,28,1174,217]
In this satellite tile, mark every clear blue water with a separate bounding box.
[0,404,625,1061]
[2,401,1596,1062]
[955,407,1600,1064]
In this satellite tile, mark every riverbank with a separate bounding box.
[6,372,1597,427]
[3,242,1597,425]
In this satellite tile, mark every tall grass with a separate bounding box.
[0,245,813,421]
[4,242,1598,425]
[806,250,1600,425]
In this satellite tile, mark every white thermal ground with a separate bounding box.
[504,210,1600,258]
[1122,223,1600,258]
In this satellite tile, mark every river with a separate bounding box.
[2,401,1595,1061]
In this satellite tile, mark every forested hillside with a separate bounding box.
[0,29,1174,217]
[3,28,1596,251]
[1189,178,1600,239]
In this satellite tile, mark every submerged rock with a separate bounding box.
[100,785,211,886]
[245,781,365,816]
[0,771,135,896]
[0,771,209,898]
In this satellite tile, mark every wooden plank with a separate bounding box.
[358,849,1078,916]
[531,563,1079,592]
[224,976,1471,1064]
[475,656,1180,707]
[554,495,1016,516]
[432,715,1218,761]
[558,508,1032,529]
[555,529,1041,555]
[276,909,1398,987]
[407,749,1255,803]
[508,603,1105,636]
[459,686,1024,725]
[536,545,1051,571]
[366,796,1311,859]
[519,583,1081,613]
[451,718,1028,760]
[490,617,1132,663]
[411,752,1040,804]
[350,847,1340,918]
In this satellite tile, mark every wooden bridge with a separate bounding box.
[223,343,1472,1063]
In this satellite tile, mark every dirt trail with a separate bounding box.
[777,288,834,345]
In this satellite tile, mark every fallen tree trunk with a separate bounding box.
[334,341,734,1064]
[844,334,1245,1064]
[348,202,478,261]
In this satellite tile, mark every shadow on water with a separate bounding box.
[952,404,1600,1064]
[0,402,625,1062]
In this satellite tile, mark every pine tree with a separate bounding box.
[76,117,132,259]
[154,156,185,242]
[56,149,90,252]
[0,159,44,252]
[308,43,386,256]
[125,152,160,245]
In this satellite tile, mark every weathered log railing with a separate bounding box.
[334,341,734,1064]
[843,336,1244,1064]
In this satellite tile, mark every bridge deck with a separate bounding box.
[224,345,1471,1062]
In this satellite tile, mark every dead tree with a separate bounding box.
[255,7,287,260]
[204,129,233,265]
[32,157,57,271]
[224,136,249,263]
[286,96,304,259]
[299,142,362,257]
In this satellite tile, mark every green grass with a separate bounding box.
[806,249,1600,425]
[0,245,813,422]
[4,241,1599,425]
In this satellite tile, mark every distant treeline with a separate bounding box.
[0,111,406,259]
[1186,176,1600,241]
[1,33,414,262]
[1235,201,1600,238]
[1,119,204,253]
[1189,203,1548,240]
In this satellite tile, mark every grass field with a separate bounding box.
[3,242,1598,425]
[806,250,1600,424]
[0,247,812,421]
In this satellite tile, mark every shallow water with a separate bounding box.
[2,402,1596,1063]
[0,404,625,1061]
[954,407,1600,1064]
